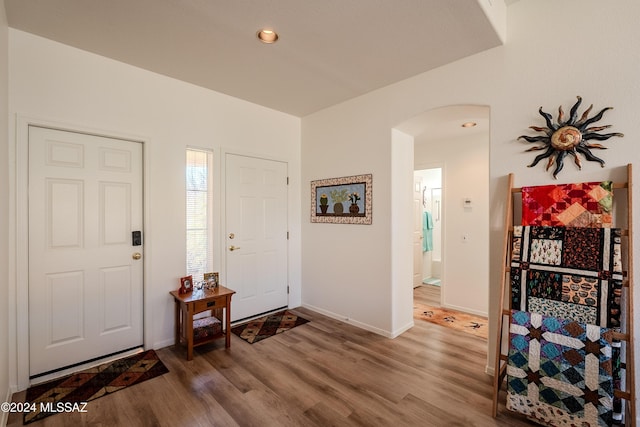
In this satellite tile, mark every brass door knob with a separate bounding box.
[229,245,241,251]
[132,252,142,260]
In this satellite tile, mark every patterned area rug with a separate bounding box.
[413,303,487,339]
[231,310,309,344]
[24,350,168,424]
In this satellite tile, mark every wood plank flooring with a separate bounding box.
[8,286,537,426]
[413,283,441,306]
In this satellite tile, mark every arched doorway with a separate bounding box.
[395,105,490,317]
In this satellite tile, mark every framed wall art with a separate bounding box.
[310,174,372,224]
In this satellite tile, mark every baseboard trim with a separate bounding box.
[301,303,395,338]
[1,385,12,426]
[391,320,414,338]
[485,364,494,376]
[154,337,175,350]
[440,303,488,318]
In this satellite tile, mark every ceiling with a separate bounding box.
[396,105,490,142]
[4,0,505,117]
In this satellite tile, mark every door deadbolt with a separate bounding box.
[229,233,235,239]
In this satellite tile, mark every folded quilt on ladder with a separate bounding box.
[506,310,614,426]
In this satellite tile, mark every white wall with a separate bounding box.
[301,1,640,420]
[0,0,10,422]
[414,131,489,316]
[8,30,301,390]
[301,98,395,335]
[391,129,415,335]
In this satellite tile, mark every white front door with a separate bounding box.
[225,154,288,321]
[28,126,144,377]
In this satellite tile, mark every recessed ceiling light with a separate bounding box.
[257,28,279,44]
[461,122,477,128]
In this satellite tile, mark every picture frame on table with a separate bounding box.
[204,272,219,289]
[179,275,193,294]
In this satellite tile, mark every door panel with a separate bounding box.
[101,265,132,332]
[48,179,84,248]
[413,177,423,287]
[48,271,84,345]
[101,182,131,245]
[432,188,442,263]
[29,126,143,377]
[226,154,288,321]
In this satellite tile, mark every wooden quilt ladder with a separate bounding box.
[491,164,635,426]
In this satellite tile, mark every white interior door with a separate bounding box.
[225,154,288,321]
[28,126,144,377]
[432,187,443,265]
[413,177,423,287]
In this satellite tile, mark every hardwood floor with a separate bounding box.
[8,287,537,426]
[413,283,441,306]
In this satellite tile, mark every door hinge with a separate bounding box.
[287,231,289,240]
[287,285,290,294]
[286,176,289,185]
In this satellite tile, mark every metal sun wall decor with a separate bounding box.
[519,96,624,179]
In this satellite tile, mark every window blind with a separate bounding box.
[186,149,213,281]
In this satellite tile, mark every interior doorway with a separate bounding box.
[395,104,490,320]
[414,167,443,296]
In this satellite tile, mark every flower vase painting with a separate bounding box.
[311,174,372,224]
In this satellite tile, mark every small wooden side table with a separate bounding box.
[169,286,235,360]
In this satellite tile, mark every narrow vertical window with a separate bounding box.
[186,149,213,281]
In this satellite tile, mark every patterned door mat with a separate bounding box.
[413,303,488,339]
[231,310,309,344]
[24,350,168,424]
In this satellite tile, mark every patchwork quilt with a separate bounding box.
[511,226,623,329]
[521,181,613,228]
[506,310,614,426]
